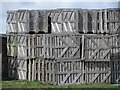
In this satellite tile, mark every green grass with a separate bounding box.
[2,80,120,88]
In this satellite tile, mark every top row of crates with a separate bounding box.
[6,8,120,34]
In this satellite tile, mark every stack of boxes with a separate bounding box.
[7,8,120,85]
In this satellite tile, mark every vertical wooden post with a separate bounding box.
[85,11,88,33]
[49,61,51,83]
[43,34,46,58]
[93,10,97,33]
[38,59,40,81]
[28,35,31,81]
[100,10,103,33]
[76,9,79,33]
[32,59,35,81]
[28,59,31,81]
[105,10,108,33]
[82,35,85,60]
[34,59,36,80]
[42,59,45,82]
[82,35,85,83]
[53,60,55,84]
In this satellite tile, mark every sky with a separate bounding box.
[0,0,120,33]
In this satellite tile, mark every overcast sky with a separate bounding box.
[0,0,120,33]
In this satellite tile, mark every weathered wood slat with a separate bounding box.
[90,73,100,83]
[58,47,69,58]
[101,72,111,82]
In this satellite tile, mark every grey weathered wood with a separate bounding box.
[6,8,120,85]
[101,72,111,82]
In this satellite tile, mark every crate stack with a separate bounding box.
[7,8,120,85]
[80,8,120,84]
[7,10,47,80]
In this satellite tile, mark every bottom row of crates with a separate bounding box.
[8,56,120,85]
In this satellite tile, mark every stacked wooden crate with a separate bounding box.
[6,8,120,85]
[81,8,120,84]
[7,10,27,79]
[6,10,47,80]
[78,9,120,34]
[84,34,120,84]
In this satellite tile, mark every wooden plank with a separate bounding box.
[52,60,55,83]
[100,10,103,33]
[101,49,110,59]
[28,59,31,81]
[85,59,110,61]
[42,59,45,82]
[73,73,82,83]
[89,49,100,59]
[101,72,111,82]
[101,37,110,47]
[104,10,108,33]
[69,35,80,45]
[61,73,71,84]
[90,73,100,83]
[32,59,35,81]
[58,47,69,58]
[57,70,82,74]
[43,34,46,58]
[57,58,82,62]
[70,47,79,57]
[82,35,84,60]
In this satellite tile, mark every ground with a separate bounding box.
[1,80,120,89]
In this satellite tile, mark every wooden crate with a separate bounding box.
[8,56,17,79]
[7,34,36,80]
[36,33,83,59]
[96,9,120,34]
[110,35,120,84]
[84,61,111,83]
[85,34,120,61]
[80,9,120,34]
[111,58,120,84]
[7,10,48,33]
[7,10,29,33]
[85,34,113,61]
[6,11,17,33]
[29,10,49,33]
[7,34,36,59]
[8,56,27,80]
[78,9,97,33]
[55,59,84,85]
[84,34,120,84]
[27,57,56,84]
[47,9,79,33]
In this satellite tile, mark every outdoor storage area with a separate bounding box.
[6,8,120,85]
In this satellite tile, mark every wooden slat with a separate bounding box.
[90,73,100,83]
[101,49,110,59]
[101,72,111,82]
[61,73,71,84]
[58,47,69,58]
[70,47,79,57]
[73,73,82,83]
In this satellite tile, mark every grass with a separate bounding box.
[2,80,120,89]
